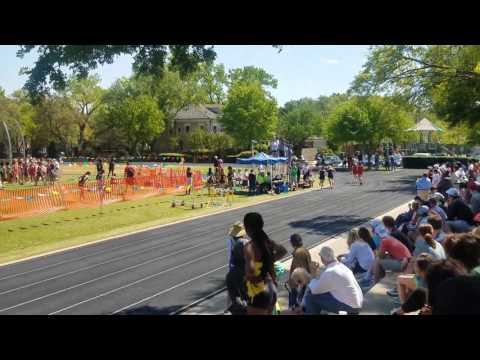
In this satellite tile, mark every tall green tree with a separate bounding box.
[95,78,165,155]
[31,96,80,155]
[278,100,323,154]
[206,132,234,157]
[229,66,278,90]
[194,63,228,104]
[185,128,209,161]
[326,96,415,151]
[63,74,105,154]
[220,81,278,148]
[351,45,480,126]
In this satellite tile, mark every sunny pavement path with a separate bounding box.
[0,169,419,315]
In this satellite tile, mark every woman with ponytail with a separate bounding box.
[414,224,446,260]
[243,212,280,315]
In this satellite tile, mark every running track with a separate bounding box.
[0,169,419,315]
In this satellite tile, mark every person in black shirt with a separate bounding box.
[445,188,474,233]
[96,158,103,175]
[437,175,453,196]
[108,157,115,178]
[318,166,326,190]
[248,170,256,195]
[327,166,335,189]
[382,215,415,253]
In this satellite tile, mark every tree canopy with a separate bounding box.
[326,96,415,150]
[351,45,480,126]
[229,66,278,90]
[17,45,217,97]
[220,81,278,148]
[278,99,323,153]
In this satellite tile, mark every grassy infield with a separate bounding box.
[0,163,308,264]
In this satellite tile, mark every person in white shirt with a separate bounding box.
[432,169,441,190]
[303,246,363,314]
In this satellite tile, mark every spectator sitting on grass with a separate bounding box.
[443,233,480,276]
[358,226,377,251]
[420,259,467,315]
[391,253,434,315]
[470,181,480,215]
[437,174,453,197]
[302,246,363,315]
[427,196,448,223]
[445,187,475,233]
[413,224,446,260]
[372,235,412,284]
[427,215,447,244]
[282,267,312,315]
[416,172,432,202]
[338,228,375,276]
[288,234,314,308]
[369,219,390,249]
[382,215,414,253]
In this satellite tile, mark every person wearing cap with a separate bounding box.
[227,221,248,271]
[225,221,249,314]
[416,173,432,201]
[445,187,475,233]
[427,196,448,224]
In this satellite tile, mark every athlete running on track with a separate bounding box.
[357,162,364,185]
[327,165,335,189]
[352,161,359,185]
[318,166,326,190]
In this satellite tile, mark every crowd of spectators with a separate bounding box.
[0,157,60,188]
[224,159,480,315]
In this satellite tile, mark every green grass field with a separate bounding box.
[0,184,307,264]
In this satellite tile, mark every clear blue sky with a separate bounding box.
[0,45,370,105]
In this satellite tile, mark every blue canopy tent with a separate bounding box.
[237,152,288,191]
[237,152,288,165]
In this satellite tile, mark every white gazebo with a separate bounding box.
[407,118,443,143]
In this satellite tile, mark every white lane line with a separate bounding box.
[0,236,217,296]
[48,254,226,315]
[0,247,225,313]
[0,219,226,283]
[111,264,227,315]
[0,232,168,282]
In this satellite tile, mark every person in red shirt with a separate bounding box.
[352,162,359,185]
[357,163,364,185]
[124,162,136,194]
[372,236,412,283]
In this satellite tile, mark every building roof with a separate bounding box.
[174,104,222,120]
[407,118,443,132]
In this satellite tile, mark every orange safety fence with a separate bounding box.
[0,168,203,221]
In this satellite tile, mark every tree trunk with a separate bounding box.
[78,122,86,155]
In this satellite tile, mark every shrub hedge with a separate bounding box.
[402,156,474,169]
